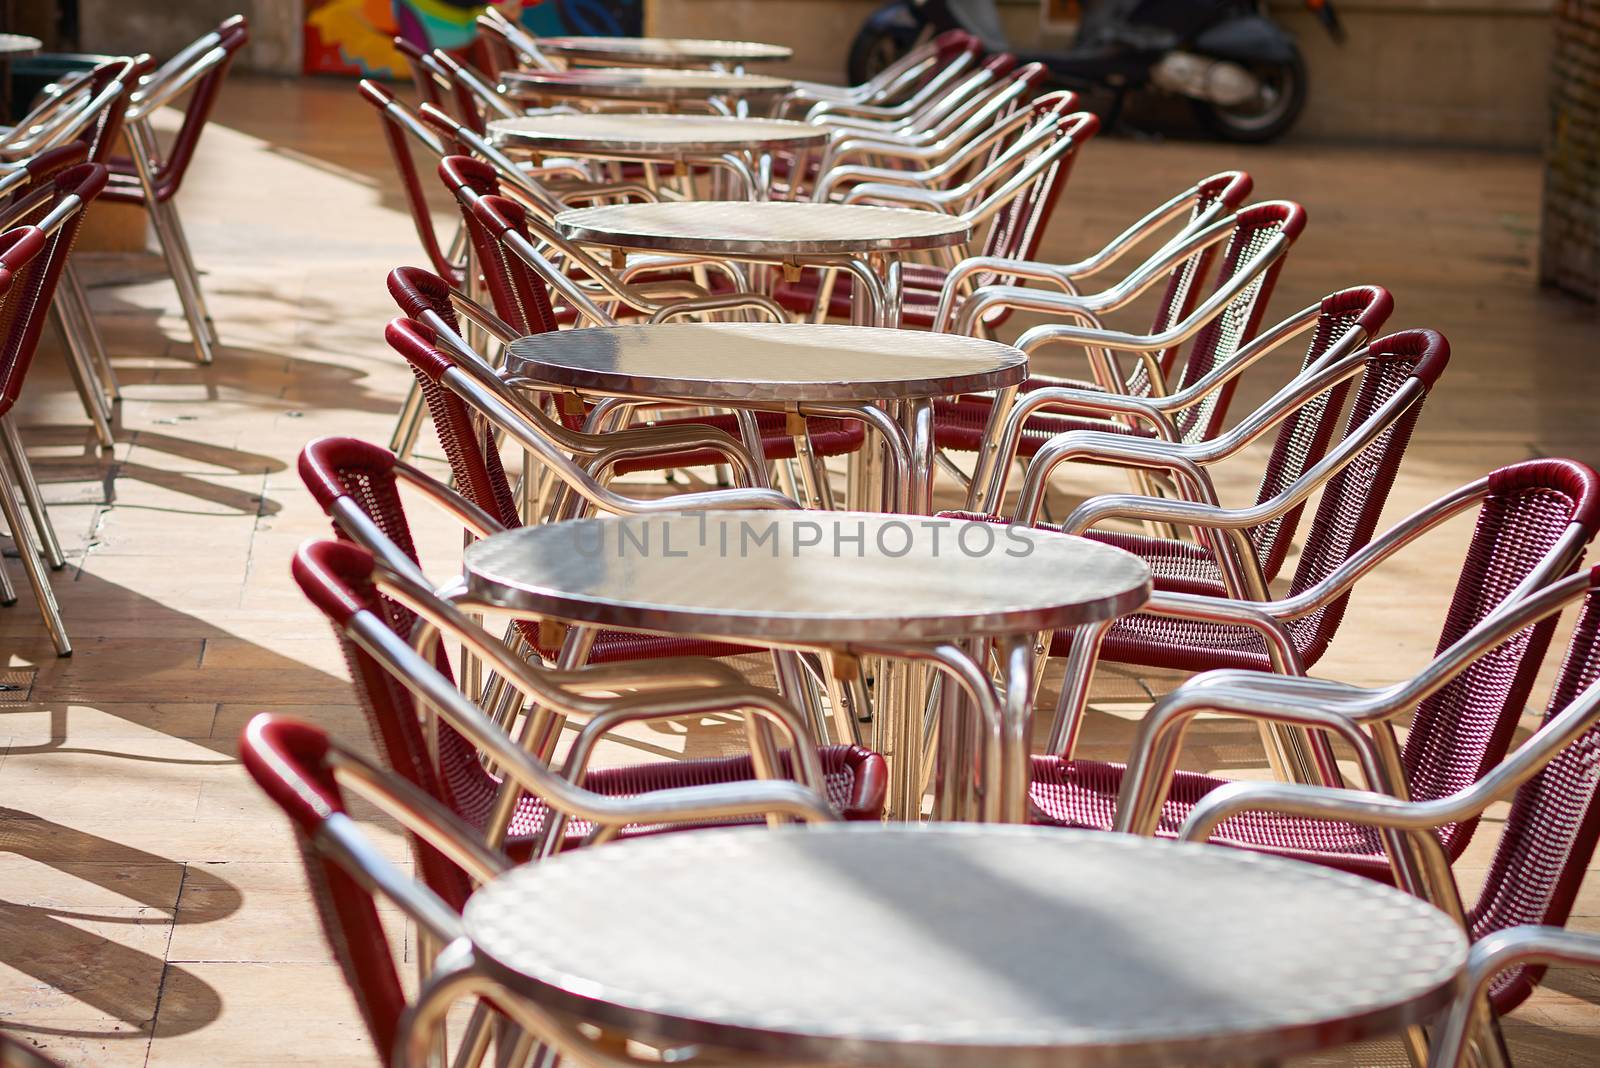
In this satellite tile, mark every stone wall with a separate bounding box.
[1540,0,1600,300]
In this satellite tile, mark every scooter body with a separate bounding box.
[849,0,1343,142]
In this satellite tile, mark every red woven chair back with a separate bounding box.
[139,17,249,199]
[1472,564,1600,1012]
[298,435,427,617]
[358,80,461,285]
[1279,329,1451,663]
[290,539,483,913]
[1245,286,1395,582]
[1142,170,1253,383]
[238,712,413,1062]
[383,306,523,531]
[0,163,106,414]
[1166,200,1306,442]
[437,157,560,336]
[1401,461,1600,848]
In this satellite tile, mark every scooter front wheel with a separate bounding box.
[1191,46,1307,143]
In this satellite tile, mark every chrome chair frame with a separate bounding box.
[809,63,1043,183]
[981,293,1379,516]
[1429,926,1600,1068]
[929,171,1249,334]
[397,312,798,520]
[1071,471,1590,790]
[783,34,977,115]
[119,30,242,365]
[0,193,98,657]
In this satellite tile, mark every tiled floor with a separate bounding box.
[0,74,1598,1065]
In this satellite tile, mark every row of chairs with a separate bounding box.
[245,23,1600,1067]
[0,17,246,654]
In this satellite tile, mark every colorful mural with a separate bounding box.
[303,0,645,77]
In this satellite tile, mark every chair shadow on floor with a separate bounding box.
[0,811,231,1041]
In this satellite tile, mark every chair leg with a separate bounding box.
[149,197,217,364]
[156,197,219,347]
[0,527,16,605]
[390,379,427,458]
[0,444,70,655]
[2,416,64,570]
[64,263,121,402]
[48,301,116,450]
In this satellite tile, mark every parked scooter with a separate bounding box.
[847,0,1344,143]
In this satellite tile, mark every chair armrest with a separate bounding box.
[840,181,959,212]
[933,256,1079,333]
[1434,927,1600,1068]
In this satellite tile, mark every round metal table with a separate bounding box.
[490,114,826,200]
[502,322,1024,514]
[557,201,973,326]
[456,825,1467,1067]
[462,512,1151,822]
[536,36,793,69]
[500,68,795,112]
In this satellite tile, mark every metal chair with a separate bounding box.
[807,53,1018,140]
[929,169,1254,334]
[242,711,757,1068]
[1037,328,1452,772]
[946,286,1396,590]
[475,6,563,74]
[98,18,248,364]
[0,167,107,658]
[805,59,1051,187]
[1430,927,1600,1067]
[301,422,761,668]
[1038,457,1598,850]
[776,92,1094,327]
[0,55,143,165]
[1,142,118,448]
[777,29,980,115]
[290,540,867,860]
[1168,558,1600,1065]
[932,200,1305,505]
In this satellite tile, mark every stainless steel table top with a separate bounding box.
[461,511,1150,643]
[503,323,1025,404]
[559,201,973,257]
[501,67,794,103]
[490,113,827,156]
[536,36,793,66]
[0,34,41,56]
[464,825,1467,1067]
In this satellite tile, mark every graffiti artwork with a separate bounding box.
[303,0,645,77]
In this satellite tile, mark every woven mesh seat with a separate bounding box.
[1059,328,1447,672]
[1020,460,1600,956]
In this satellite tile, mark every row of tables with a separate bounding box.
[424,34,1476,1067]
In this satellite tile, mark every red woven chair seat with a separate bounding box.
[612,410,866,475]
[1027,756,1392,881]
[477,744,888,857]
